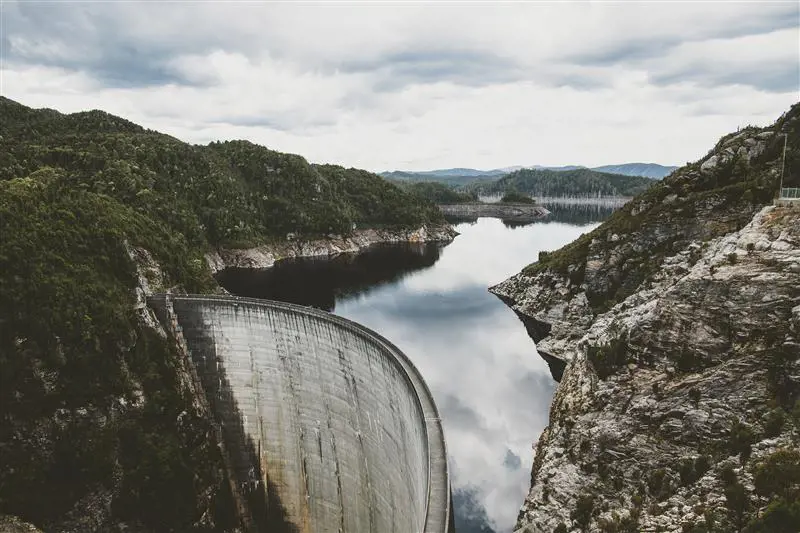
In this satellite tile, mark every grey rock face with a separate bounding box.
[509,207,798,532]
[491,106,800,533]
[0,516,44,533]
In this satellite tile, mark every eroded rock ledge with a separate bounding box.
[205,224,457,274]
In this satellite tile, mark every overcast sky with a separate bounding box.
[2,1,798,172]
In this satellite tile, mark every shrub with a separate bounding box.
[677,348,700,373]
[764,408,786,438]
[695,455,711,477]
[571,493,596,531]
[689,387,701,407]
[744,498,800,533]
[729,419,755,463]
[648,469,671,500]
[599,510,640,533]
[720,465,738,486]
[587,337,629,380]
[724,481,749,531]
[767,344,797,408]
[727,252,739,264]
[753,449,800,500]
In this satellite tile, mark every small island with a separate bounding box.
[436,193,550,221]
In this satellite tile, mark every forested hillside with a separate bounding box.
[0,97,445,532]
[394,180,479,203]
[466,167,655,198]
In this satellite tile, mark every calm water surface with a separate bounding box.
[218,204,613,533]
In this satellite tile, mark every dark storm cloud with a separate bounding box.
[650,63,800,94]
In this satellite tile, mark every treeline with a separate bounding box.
[393,180,478,204]
[466,167,655,198]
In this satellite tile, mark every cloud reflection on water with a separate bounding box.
[217,211,604,531]
[334,217,599,531]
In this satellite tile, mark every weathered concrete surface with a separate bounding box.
[149,295,452,533]
[438,203,549,221]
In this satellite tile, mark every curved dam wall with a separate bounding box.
[148,294,452,533]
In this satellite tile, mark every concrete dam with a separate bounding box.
[148,294,453,533]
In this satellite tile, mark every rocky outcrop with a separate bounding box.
[492,105,800,533]
[0,515,44,533]
[205,224,457,274]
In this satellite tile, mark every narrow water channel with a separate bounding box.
[217,204,615,532]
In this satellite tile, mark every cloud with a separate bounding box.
[440,394,491,436]
[1,1,797,170]
[452,485,499,533]
[504,449,523,471]
[647,28,800,93]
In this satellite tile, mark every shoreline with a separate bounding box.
[205,224,458,274]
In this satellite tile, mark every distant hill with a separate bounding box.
[591,163,677,179]
[380,168,508,187]
[382,168,508,179]
[465,167,655,198]
[381,162,676,185]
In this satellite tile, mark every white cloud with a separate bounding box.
[1,1,797,171]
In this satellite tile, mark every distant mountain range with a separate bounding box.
[380,163,677,183]
[590,163,678,179]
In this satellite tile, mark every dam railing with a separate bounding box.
[780,187,800,199]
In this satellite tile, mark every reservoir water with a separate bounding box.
[217,204,614,532]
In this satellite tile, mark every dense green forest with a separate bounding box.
[0,97,445,531]
[466,167,655,198]
[394,180,479,203]
[499,190,536,204]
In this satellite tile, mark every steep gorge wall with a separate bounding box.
[492,106,800,532]
[149,295,452,533]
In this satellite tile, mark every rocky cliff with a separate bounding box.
[491,104,800,533]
